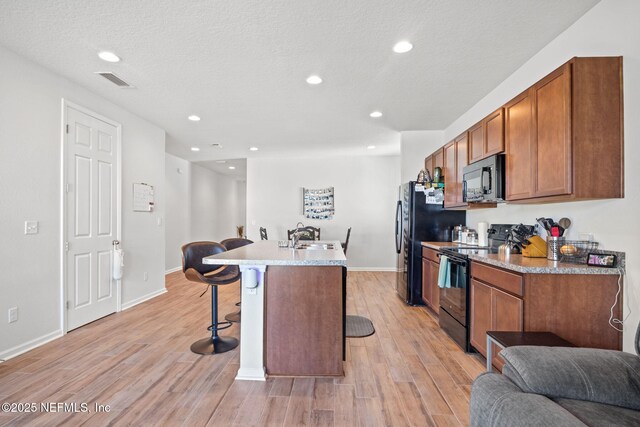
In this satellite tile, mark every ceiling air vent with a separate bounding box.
[94,72,133,88]
[210,143,224,149]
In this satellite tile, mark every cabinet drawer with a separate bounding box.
[422,247,440,263]
[472,262,523,297]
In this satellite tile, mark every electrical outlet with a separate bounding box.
[143,272,148,281]
[24,221,39,235]
[8,307,18,323]
[579,232,594,241]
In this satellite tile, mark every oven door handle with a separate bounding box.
[437,252,468,267]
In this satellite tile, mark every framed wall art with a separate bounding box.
[302,187,334,220]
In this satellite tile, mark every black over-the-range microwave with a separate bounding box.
[462,154,505,203]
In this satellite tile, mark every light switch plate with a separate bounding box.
[24,221,39,234]
[8,307,18,323]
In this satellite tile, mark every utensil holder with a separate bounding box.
[546,237,564,261]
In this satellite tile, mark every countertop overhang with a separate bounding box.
[202,240,347,266]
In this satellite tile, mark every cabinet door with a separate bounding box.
[470,279,492,357]
[433,148,444,171]
[443,142,456,208]
[484,108,504,157]
[421,258,431,307]
[424,155,433,178]
[491,288,523,370]
[455,133,468,205]
[428,260,440,314]
[505,89,535,200]
[468,122,484,164]
[534,64,572,197]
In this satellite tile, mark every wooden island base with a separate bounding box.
[265,266,345,376]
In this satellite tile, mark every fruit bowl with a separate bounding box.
[559,240,599,264]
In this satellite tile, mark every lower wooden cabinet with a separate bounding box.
[470,260,622,371]
[470,278,523,370]
[422,258,440,314]
[421,247,440,314]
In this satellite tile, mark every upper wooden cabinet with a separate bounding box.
[469,108,504,164]
[424,147,444,180]
[505,57,624,202]
[444,133,468,208]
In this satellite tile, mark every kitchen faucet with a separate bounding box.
[291,222,305,248]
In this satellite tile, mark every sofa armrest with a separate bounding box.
[500,346,640,411]
[470,372,586,427]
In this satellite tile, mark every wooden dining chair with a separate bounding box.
[342,227,351,255]
[287,226,320,241]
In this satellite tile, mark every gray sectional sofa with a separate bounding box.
[470,325,640,426]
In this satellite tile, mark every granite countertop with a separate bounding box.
[467,253,623,275]
[422,241,624,275]
[202,240,346,266]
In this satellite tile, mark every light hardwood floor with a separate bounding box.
[0,271,484,426]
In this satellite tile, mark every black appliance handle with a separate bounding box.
[438,251,468,267]
[395,200,402,253]
[462,179,467,202]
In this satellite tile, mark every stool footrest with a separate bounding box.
[208,321,233,332]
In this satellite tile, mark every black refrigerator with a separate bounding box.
[395,182,466,305]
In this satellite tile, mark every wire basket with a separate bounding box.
[559,240,599,264]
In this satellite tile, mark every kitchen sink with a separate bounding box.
[296,243,335,250]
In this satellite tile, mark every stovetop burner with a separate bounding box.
[440,246,499,258]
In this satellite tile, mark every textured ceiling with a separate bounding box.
[0,0,599,164]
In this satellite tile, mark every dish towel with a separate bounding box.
[437,255,451,288]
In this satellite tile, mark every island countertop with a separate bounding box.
[202,240,347,266]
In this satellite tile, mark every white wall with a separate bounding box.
[246,155,401,269]
[444,0,640,352]
[191,165,244,243]
[0,44,166,359]
[400,131,445,183]
[164,154,191,272]
[164,158,247,272]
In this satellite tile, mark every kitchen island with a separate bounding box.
[203,240,347,380]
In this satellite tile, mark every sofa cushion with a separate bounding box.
[555,397,640,427]
[470,372,586,427]
[501,346,640,411]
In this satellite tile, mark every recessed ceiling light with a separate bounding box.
[367,145,376,150]
[228,166,236,170]
[188,115,201,122]
[370,111,383,118]
[98,51,120,63]
[191,147,200,152]
[215,160,227,164]
[393,41,413,54]
[306,75,323,85]
[249,147,259,151]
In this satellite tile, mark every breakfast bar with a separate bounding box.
[203,240,347,381]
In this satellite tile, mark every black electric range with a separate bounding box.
[437,224,534,352]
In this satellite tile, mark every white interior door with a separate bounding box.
[65,105,119,330]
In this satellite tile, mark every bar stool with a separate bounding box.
[220,238,253,323]
[181,241,240,355]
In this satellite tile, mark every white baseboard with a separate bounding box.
[121,288,167,311]
[347,267,397,272]
[0,329,63,362]
[165,266,182,275]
